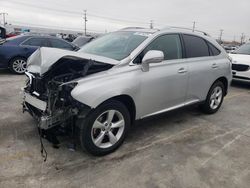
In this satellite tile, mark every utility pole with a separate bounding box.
[150,20,154,29]
[240,33,245,45]
[192,21,196,32]
[0,12,8,27]
[83,10,87,36]
[219,29,224,43]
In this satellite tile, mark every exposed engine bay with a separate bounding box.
[23,56,113,157]
[24,57,113,128]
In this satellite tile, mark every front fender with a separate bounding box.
[70,72,140,109]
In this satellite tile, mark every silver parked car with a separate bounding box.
[23,27,232,155]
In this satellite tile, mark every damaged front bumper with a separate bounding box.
[22,74,90,130]
[23,95,79,130]
[23,98,77,130]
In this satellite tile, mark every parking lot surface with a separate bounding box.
[0,70,250,188]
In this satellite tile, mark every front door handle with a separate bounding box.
[178,68,187,74]
[212,63,219,68]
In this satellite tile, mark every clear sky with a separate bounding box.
[0,0,249,41]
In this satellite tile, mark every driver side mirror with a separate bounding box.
[141,50,164,72]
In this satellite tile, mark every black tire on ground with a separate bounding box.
[200,81,225,114]
[79,100,131,156]
[9,57,27,74]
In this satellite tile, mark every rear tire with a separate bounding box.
[200,81,225,114]
[79,100,130,156]
[9,57,27,74]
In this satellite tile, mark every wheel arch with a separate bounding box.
[100,95,136,125]
[214,77,228,96]
[8,56,27,68]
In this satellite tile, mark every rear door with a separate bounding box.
[182,34,219,103]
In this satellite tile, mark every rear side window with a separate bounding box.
[208,42,221,56]
[49,38,73,50]
[183,34,210,58]
[22,37,49,47]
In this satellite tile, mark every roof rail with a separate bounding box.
[162,26,210,36]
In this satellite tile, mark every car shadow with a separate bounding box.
[231,80,250,89]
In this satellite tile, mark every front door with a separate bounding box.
[136,34,188,118]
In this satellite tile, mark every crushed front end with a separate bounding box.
[23,72,85,130]
[23,55,113,131]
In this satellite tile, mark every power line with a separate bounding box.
[192,21,196,32]
[6,0,82,15]
[240,33,245,44]
[219,29,223,42]
[7,20,104,33]
[6,0,149,25]
[86,13,149,25]
[0,12,8,27]
[150,20,154,29]
[83,10,87,35]
[4,0,248,40]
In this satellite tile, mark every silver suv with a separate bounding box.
[23,27,232,155]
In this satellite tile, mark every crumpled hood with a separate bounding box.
[27,47,119,75]
[229,53,250,66]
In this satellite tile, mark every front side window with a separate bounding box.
[183,34,210,58]
[79,31,149,61]
[22,37,48,47]
[134,34,182,64]
[234,43,250,55]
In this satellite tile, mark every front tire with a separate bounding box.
[79,100,130,156]
[200,81,225,114]
[9,57,27,74]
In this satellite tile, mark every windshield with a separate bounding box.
[234,43,250,55]
[79,31,149,61]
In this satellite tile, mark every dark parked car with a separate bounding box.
[0,35,79,74]
[0,26,6,39]
[72,36,94,48]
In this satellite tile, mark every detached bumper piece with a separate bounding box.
[24,92,47,111]
[23,92,77,130]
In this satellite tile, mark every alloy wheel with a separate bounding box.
[12,59,27,74]
[209,86,223,110]
[91,110,125,149]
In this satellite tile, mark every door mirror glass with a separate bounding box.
[141,50,164,71]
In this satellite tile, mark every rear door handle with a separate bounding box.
[212,63,219,68]
[178,68,187,74]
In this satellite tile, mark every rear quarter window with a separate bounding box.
[207,42,221,56]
